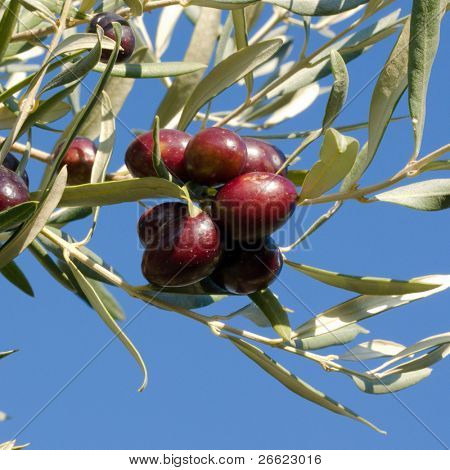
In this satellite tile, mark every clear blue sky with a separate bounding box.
[1,2,449,449]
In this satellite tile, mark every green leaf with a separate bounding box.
[47,206,93,227]
[338,339,405,361]
[151,116,171,180]
[248,289,292,341]
[0,167,68,270]
[0,260,34,296]
[0,0,21,63]
[420,159,450,172]
[52,33,117,57]
[264,0,370,16]
[28,239,75,292]
[178,39,283,130]
[0,201,38,232]
[286,259,441,295]
[155,5,183,59]
[295,324,369,351]
[232,8,253,97]
[365,19,409,179]
[322,50,349,129]
[156,7,221,127]
[0,349,18,360]
[229,337,385,434]
[408,0,444,159]
[287,169,308,186]
[66,256,147,391]
[293,275,450,338]
[300,128,359,199]
[372,332,450,375]
[52,177,184,208]
[78,47,148,140]
[374,179,450,211]
[123,0,143,16]
[352,368,432,394]
[40,28,103,95]
[17,0,56,24]
[92,61,207,78]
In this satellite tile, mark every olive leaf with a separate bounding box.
[248,289,292,341]
[178,39,283,130]
[408,0,444,159]
[286,259,440,295]
[265,0,370,16]
[123,0,143,16]
[229,337,385,434]
[155,5,183,59]
[352,368,432,394]
[366,19,409,178]
[52,33,117,57]
[232,8,253,97]
[337,339,406,361]
[0,0,21,63]
[65,256,148,391]
[293,275,450,338]
[373,179,450,211]
[156,7,221,127]
[53,177,184,208]
[300,128,359,200]
[151,116,171,181]
[322,50,349,130]
[92,61,207,78]
[0,260,34,296]
[294,324,370,351]
[0,201,38,232]
[0,166,68,270]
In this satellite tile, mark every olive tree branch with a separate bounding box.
[298,143,450,206]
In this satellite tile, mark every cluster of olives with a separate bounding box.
[126,127,297,295]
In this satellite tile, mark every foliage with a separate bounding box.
[0,0,448,442]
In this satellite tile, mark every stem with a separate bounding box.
[0,136,51,162]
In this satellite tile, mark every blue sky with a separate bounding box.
[0,2,449,449]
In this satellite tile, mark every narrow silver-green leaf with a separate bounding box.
[366,19,409,178]
[232,8,253,97]
[0,201,38,232]
[156,7,221,127]
[248,289,292,341]
[264,0,370,16]
[53,177,184,208]
[52,33,117,57]
[374,179,450,211]
[322,50,349,129]
[300,128,359,199]
[178,39,283,130]
[0,0,21,63]
[338,339,405,361]
[293,275,450,338]
[230,337,385,434]
[123,0,143,16]
[66,256,147,391]
[352,368,432,393]
[0,260,34,296]
[0,167,68,269]
[408,0,443,159]
[286,259,440,295]
[93,61,207,78]
[295,324,369,351]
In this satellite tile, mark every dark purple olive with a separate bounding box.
[242,137,287,176]
[55,137,97,185]
[184,128,247,185]
[211,238,282,294]
[2,153,29,187]
[214,172,297,241]
[0,166,30,212]
[88,12,135,63]
[125,129,191,181]
[140,202,221,287]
